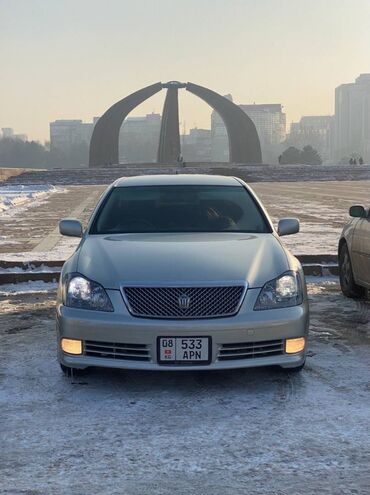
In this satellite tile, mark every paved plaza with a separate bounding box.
[0,180,369,258]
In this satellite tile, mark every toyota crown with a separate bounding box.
[56,174,309,375]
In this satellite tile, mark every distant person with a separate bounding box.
[359,157,364,165]
[349,158,354,165]
[177,153,184,167]
[179,153,186,168]
[278,154,282,164]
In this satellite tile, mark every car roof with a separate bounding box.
[113,174,241,187]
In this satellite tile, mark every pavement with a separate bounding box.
[1,181,369,257]
[0,281,369,494]
[0,185,105,255]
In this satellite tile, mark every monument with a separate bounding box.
[89,81,262,167]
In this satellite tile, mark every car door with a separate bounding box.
[352,213,370,287]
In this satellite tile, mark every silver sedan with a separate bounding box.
[56,174,309,375]
[339,204,370,298]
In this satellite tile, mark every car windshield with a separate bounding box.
[90,185,270,234]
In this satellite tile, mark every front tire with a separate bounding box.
[339,243,364,298]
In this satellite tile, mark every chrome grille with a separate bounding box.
[218,339,284,361]
[84,341,150,361]
[123,285,245,319]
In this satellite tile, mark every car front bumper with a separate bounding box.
[57,288,309,371]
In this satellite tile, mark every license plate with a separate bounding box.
[158,337,211,365]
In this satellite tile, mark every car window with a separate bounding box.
[90,185,271,234]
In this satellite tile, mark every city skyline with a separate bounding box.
[3,70,370,166]
[1,0,370,141]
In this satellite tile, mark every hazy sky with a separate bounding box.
[1,0,370,141]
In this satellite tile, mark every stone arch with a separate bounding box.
[186,82,262,164]
[89,82,162,167]
[89,81,262,166]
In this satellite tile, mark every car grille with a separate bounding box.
[122,285,246,319]
[84,341,150,361]
[218,339,284,361]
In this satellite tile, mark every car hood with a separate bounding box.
[77,233,290,289]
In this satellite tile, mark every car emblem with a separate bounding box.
[178,294,191,309]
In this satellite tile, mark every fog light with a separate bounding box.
[285,337,305,354]
[61,338,82,355]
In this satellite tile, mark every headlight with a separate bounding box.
[65,274,114,312]
[254,271,303,310]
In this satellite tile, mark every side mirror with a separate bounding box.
[59,219,83,237]
[278,218,300,237]
[349,205,368,218]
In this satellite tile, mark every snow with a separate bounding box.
[0,236,79,262]
[1,283,369,493]
[0,184,58,214]
[269,198,347,255]
[0,251,68,262]
[0,280,58,295]
[280,222,342,255]
[0,273,334,296]
[0,264,62,274]
[305,275,338,284]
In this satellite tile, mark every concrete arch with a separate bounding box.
[186,82,262,164]
[157,86,181,163]
[89,81,262,167]
[89,82,162,167]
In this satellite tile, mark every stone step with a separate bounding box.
[0,270,60,285]
[1,163,370,186]
[0,255,339,285]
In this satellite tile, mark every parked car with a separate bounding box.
[339,204,370,298]
[56,174,309,375]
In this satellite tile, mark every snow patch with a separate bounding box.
[0,184,58,214]
[0,280,58,295]
[0,264,62,274]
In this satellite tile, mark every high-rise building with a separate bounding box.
[14,134,28,142]
[1,128,14,139]
[119,113,161,163]
[334,74,370,162]
[240,104,286,163]
[240,104,286,145]
[211,99,286,163]
[49,119,94,152]
[0,128,28,141]
[288,116,333,162]
[50,114,161,164]
[182,128,212,162]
